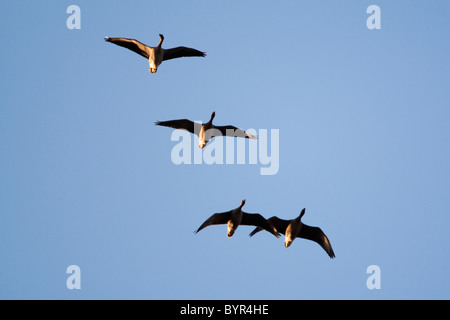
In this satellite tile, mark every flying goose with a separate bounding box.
[249,208,335,258]
[104,34,206,73]
[155,111,257,149]
[195,200,280,238]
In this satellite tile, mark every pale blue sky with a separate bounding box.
[1,1,449,299]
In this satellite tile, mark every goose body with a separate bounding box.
[195,200,279,238]
[105,34,206,73]
[249,208,335,258]
[284,213,303,248]
[155,111,257,149]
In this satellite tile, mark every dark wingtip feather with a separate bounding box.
[248,228,258,237]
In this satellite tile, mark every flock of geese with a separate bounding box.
[105,34,336,259]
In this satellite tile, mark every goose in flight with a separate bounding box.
[195,200,280,239]
[155,111,257,149]
[249,208,335,258]
[104,34,206,73]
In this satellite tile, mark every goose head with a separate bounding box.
[239,199,246,208]
[157,34,164,47]
[298,208,306,220]
[291,208,305,225]
[209,111,216,123]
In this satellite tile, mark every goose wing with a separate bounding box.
[194,211,232,234]
[155,119,199,136]
[105,37,151,59]
[213,125,257,140]
[163,47,206,61]
[242,213,280,238]
[249,216,290,237]
[298,224,335,258]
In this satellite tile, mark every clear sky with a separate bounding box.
[1,1,449,300]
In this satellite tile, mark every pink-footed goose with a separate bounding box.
[155,111,257,149]
[249,208,335,258]
[105,34,206,73]
[195,200,280,238]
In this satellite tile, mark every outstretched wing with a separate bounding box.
[242,213,280,238]
[213,125,257,139]
[298,224,335,258]
[105,37,150,59]
[163,47,206,61]
[155,119,200,136]
[194,211,232,234]
[249,216,290,237]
